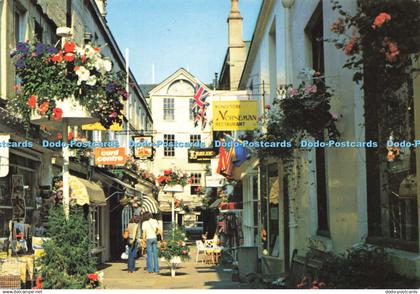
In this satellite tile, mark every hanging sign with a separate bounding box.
[132,136,153,160]
[188,148,214,163]
[205,175,225,187]
[212,100,258,131]
[94,147,127,165]
[0,134,10,177]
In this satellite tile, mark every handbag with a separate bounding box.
[157,232,162,242]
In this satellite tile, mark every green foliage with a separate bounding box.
[318,243,419,288]
[8,41,128,129]
[257,72,339,160]
[37,206,96,289]
[158,224,190,262]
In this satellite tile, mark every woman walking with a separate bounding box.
[127,216,139,274]
[142,212,160,273]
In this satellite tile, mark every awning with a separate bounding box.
[69,175,106,206]
[99,172,139,197]
[142,195,159,213]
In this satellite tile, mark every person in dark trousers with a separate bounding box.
[142,212,160,273]
[127,216,139,273]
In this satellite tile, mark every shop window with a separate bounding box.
[163,98,174,120]
[261,163,279,257]
[90,206,102,250]
[243,173,259,247]
[366,67,419,251]
[163,134,175,157]
[307,1,329,236]
[14,8,25,43]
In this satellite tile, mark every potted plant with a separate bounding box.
[9,41,128,129]
[158,224,190,277]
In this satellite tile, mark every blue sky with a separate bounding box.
[107,0,262,85]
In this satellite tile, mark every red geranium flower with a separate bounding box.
[64,53,75,62]
[87,273,99,282]
[372,12,391,29]
[27,95,37,108]
[64,41,76,53]
[68,132,74,140]
[56,132,63,140]
[51,51,63,62]
[52,107,63,120]
[164,169,172,175]
[38,102,49,115]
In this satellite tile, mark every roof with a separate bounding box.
[139,84,157,99]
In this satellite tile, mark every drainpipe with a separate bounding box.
[281,0,296,266]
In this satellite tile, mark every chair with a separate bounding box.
[195,240,206,264]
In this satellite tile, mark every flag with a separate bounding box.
[192,83,209,130]
[216,136,235,178]
[233,140,250,167]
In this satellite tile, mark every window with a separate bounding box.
[34,20,43,42]
[190,134,201,145]
[243,173,259,247]
[163,98,174,120]
[307,2,329,236]
[261,163,279,257]
[90,206,102,250]
[14,9,25,43]
[190,173,202,195]
[163,134,175,157]
[189,99,195,120]
[366,65,419,251]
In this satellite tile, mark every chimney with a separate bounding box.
[95,0,107,17]
[227,0,246,90]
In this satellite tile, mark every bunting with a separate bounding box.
[192,83,210,130]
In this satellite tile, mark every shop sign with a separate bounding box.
[94,147,127,165]
[212,100,258,131]
[132,136,153,160]
[205,175,225,187]
[0,134,10,177]
[188,148,214,163]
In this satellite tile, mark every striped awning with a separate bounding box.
[142,195,159,213]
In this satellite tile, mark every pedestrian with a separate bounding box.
[127,216,139,274]
[142,212,160,273]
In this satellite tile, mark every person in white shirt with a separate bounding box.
[142,212,160,273]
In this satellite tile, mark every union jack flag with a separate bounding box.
[192,83,210,130]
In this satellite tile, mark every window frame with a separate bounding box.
[163,98,175,121]
[163,134,175,157]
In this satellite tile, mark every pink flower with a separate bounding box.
[287,87,298,97]
[331,112,338,120]
[330,18,345,34]
[344,34,359,55]
[304,84,317,94]
[264,104,271,110]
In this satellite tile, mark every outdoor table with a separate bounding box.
[0,254,34,287]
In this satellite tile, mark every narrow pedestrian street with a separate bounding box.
[101,246,243,289]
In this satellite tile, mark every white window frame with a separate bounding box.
[163,98,175,120]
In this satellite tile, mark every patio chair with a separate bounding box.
[195,240,206,264]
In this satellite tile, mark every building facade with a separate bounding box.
[236,0,420,279]
[145,68,212,225]
[0,0,153,264]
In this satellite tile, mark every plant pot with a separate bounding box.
[163,185,184,193]
[168,256,182,277]
[30,96,99,126]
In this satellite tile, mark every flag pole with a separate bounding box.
[125,48,130,156]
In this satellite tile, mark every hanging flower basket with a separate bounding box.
[163,184,184,193]
[29,95,97,126]
[9,41,128,129]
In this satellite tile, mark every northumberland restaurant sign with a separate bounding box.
[94,147,127,165]
[212,100,258,131]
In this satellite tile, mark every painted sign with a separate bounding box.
[188,148,214,163]
[205,175,225,187]
[212,100,258,131]
[94,147,127,165]
[132,136,153,160]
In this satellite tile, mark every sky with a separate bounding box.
[106,0,262,85]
